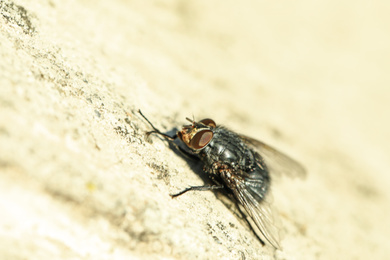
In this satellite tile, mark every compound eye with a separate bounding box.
[199,118,216,128]
[190,130,213,150]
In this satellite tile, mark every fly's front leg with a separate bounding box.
[139,110,219,197]
[139,109,176,141]
[139,109,198,161]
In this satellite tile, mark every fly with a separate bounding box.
[138,110,306,249]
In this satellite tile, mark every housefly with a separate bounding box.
[138,110,306,249]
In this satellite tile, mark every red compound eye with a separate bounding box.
[199,118,216,128]
[189,130,213,150]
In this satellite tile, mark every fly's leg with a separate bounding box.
[139,109,198,161]
[139,110,221,196]
[170,184,225,198]
[139,109,176,141]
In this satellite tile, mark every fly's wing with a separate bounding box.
[222,171,281,249]
[241,135,306,179]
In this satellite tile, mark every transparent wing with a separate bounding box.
[241,135,306,179]
[223,172,281,249]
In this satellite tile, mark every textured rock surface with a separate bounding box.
[1,0,389,259]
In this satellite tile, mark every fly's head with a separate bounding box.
[177,118,216,151]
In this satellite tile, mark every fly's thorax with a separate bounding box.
[199,127,258,175]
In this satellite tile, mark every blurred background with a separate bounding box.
[1,0,389,259]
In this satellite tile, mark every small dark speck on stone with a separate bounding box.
[94,110,101,118]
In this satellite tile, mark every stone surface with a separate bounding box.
[1,0,389,259]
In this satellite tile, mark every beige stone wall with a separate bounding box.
[1,0,389,259]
